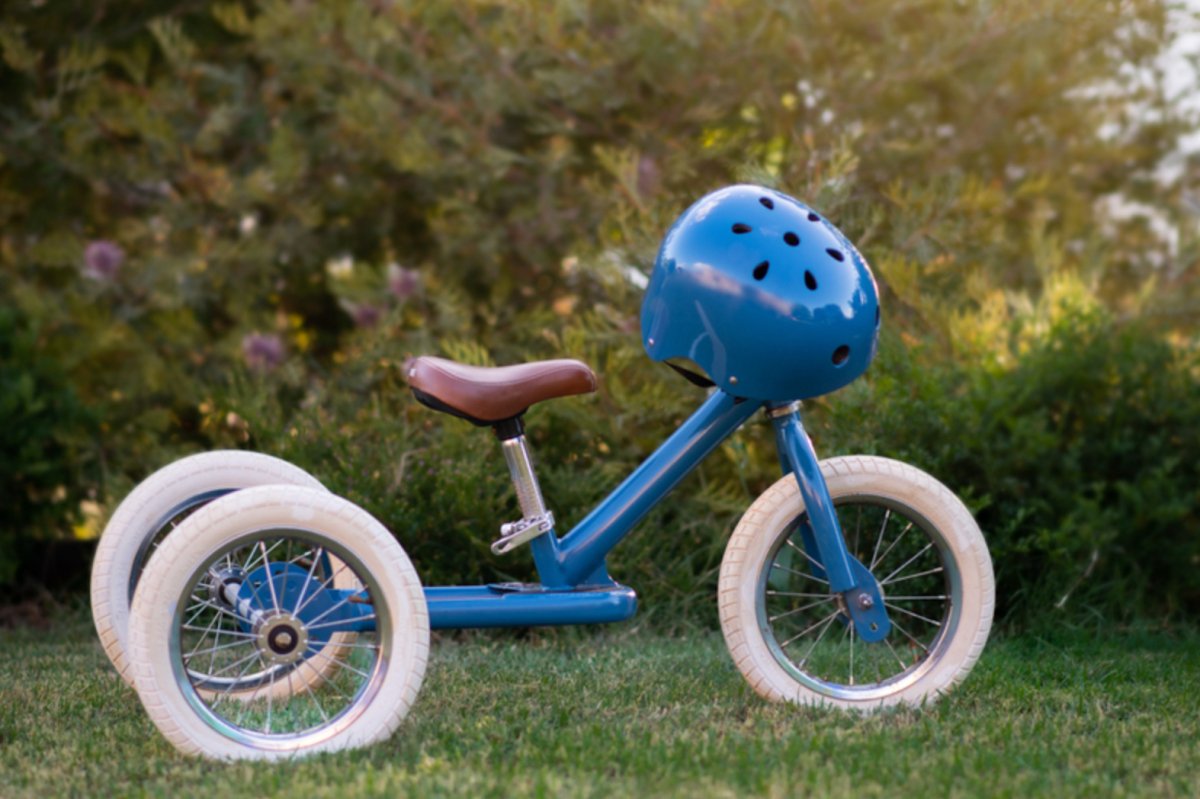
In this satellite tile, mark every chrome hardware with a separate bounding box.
[492,510,555,555]
[493,434,555,554]
[765,401,801,419]
[501,436,548,518]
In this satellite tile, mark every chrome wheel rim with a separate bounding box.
[756,495,962,701]
[168,529,390,749]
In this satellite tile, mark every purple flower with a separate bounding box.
[351,303,382,328]
[387,264,420,301]
[83,240,124,280]
[636,154,660,198]
[241,332,285,372]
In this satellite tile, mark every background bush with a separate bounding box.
[0,0,1196,626]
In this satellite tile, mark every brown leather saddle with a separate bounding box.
[406,356,597,426]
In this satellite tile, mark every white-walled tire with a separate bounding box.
[91,451,328,689]
[719,456,994,710]
[129,485,429,760]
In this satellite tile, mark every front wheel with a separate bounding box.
[719,455,994,709]
[129,485,429,760]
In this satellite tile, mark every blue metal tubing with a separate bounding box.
[542,391,763,587]
[425,585,638,629]
[772,411,857,593]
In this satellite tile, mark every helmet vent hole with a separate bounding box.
[807,212,821,222]
[732,223,752,234]
[826,248,845,262]
[832,345,851,366]
[804,270,818,290]
[784,232,800,246]
[875,307,881,326]
[753,260,770,280]
[759,197,775,210]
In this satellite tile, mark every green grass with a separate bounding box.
[2,615,1198,798]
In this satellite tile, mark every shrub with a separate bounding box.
[0,306,95,585]
[0,0,1196,625]
[819,305,1200,623]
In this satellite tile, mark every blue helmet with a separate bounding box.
[641,185,880,401]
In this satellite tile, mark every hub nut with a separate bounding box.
[255,612,309,666]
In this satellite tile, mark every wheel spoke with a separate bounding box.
[882,565,943,587]
[888,615,929,651]
[183,600,222,646]
[294,557,351,617]
[883,637,909,671]
[265,657,275,734]
[297,658,331,723]
[307,642,372,681]
[848,620,856,686]
[782,538,831,583]
[765,590,832,599]
[233,653,269,727]
[770,560,829,585]
[307,614,375,631]
[780,607,841,650]
[183,635,253,664]
[870,521,913,572]
[291,545,324,615]
[183,597,215,629]
[209,651,267,707]
[183,595,249,625]
[204,648,265,680]
[852,505,862,560]
[880,542,934,585]
[884,601,942,627]
[768,596,834,622]
[868,508,892,570]
[301,589,363,629]
[241,538,284,575]
[796,610,842,667]
[260,540,282,613]
[182,624,254,639]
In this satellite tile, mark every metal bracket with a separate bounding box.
[491,511,555,555]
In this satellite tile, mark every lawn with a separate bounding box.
[1,614,1197,798]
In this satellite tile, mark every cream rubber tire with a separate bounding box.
[90,450,342,695]
[719,455,994,710]
[128,484,430,760]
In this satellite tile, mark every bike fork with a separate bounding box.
[768,403,891,642]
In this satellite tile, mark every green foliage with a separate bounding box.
[0,307,95,584]
[820,304,1200,622]
[0,0,1197,624]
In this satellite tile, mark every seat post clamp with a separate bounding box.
[492,511,555,555]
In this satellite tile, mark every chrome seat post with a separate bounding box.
[501,435,549,520]
[491,420,555,555]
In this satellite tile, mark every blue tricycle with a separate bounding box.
[90,185,994,760]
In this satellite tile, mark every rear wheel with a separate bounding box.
[89,451,344,696]
[719,456,994,709]
[129,485,429,760]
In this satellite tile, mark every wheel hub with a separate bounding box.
[205,565,246,605]
[255,612,309,665]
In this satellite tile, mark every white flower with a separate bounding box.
[239,214,258,235]
[325,255,354,279]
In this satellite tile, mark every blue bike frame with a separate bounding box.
[422,390,892,638]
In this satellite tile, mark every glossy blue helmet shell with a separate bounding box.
[641,185,880,401]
